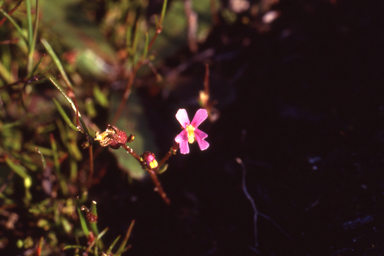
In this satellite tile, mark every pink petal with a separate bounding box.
[194,129,209,151]
[175,130,190,154]
[176,109,190,128]
[194,128,208,140]
[178,140,190,154]
[191,109,208,128]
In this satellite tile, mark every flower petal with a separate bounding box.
[194,129,209,151]
[191,109,208,128]
[178,140,190,154]
[175,130,190,154]
[176,109,190,128]
[194,128,208,140]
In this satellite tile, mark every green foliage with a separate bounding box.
[0,0,171,252]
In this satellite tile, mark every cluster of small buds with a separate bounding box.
[94,125,134,149]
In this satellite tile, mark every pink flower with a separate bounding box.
[175,108,209,154]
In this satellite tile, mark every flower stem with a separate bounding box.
[147,169,170,205]
[158,142,179,169]
[121,144,141,162]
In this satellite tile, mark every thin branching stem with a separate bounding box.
[236,157,259,253]
[87,145,94,188]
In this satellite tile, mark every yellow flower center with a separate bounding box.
[186,124,195,144]
[149,159,158,169]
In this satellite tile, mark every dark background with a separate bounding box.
[90,1,384,255]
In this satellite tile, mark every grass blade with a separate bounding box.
[4,156,32,202]
[41,38,72,89]
[106,235,121,255]
[28,54,45,78]
[35,147,47,170]
[49,76,93,139]
[50,133,68,196]
[52,98,78,131]
[62,245,88,251]
[89,201,99,236]
[159,0,168,25]
[115,219,135,255]
[49,77,80,118]
[25,0,33,48]
[77,197,90,238]
[28,0,40,74]
[0,60,13,84]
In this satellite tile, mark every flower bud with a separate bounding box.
[140,151,158,170]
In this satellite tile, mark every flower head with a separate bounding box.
[95,125,129,149]
[175,108,209,154]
